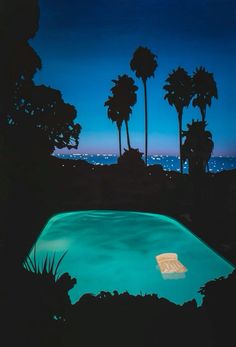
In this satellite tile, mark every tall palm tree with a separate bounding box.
[163,67,193,174]
[192,67,218,122]
[130,47,157,165]
[182,120,214,175]
[104,95,123,157]
[110,75,137,150]
[105,74,138,152]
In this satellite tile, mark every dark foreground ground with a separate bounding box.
[1,157,236,346]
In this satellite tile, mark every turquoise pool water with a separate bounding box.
[28,210,234,305]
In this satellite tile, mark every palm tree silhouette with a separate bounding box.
[163,67,193,174]
[105,75,138,151]
[192,67,218,122]
[130,47,157,165]
[182,120,214,175]
[104,95,123,157]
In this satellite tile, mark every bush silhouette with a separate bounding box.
[118,148,145,169]
[2,80,81,158]
[182,120,214,175]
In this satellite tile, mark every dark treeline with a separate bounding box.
[0,1,235,347]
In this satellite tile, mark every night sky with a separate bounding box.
[32,0,236,156]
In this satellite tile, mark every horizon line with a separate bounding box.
[53,152,236,158]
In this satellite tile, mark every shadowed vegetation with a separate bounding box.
[5,267,235,347]
[117,147,145,170]
[0,0,81,273]
[0,0,41,121]
[105,74,138,153]
[130,46,158,165]
[2,79,81,159]
[23,248,76,321]
[192,66,218,122]
[182,120,214,175]
[104,95,123,157]
[164,67,193,174]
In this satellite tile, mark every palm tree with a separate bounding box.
[192,67,218,122]
[163,67,193,174]
[104,95,123,157]
[105,75,138,152]
[130,47,157,165]
[182,120,214,175]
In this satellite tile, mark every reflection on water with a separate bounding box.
[28,210,234,306]
[161,272,186,280]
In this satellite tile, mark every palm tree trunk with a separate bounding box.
[125,119,131,150]
[201,107,206,122]
[117,124,122,157]
[178,112,183,174]
[143,80,148,165]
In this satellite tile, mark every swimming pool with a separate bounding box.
[28,210,234,305]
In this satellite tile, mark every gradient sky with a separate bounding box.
[31,0,236,155]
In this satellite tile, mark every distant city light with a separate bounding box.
[53,153,236,172]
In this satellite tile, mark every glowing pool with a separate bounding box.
[28,210,234,305]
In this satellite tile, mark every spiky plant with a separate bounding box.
[23,246,68,280]
[23,247,76,321]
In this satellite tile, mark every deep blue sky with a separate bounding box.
[32,0,236,155]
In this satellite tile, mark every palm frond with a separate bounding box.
[130,46,158,81]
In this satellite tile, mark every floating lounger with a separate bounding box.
[155,253,187,274]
